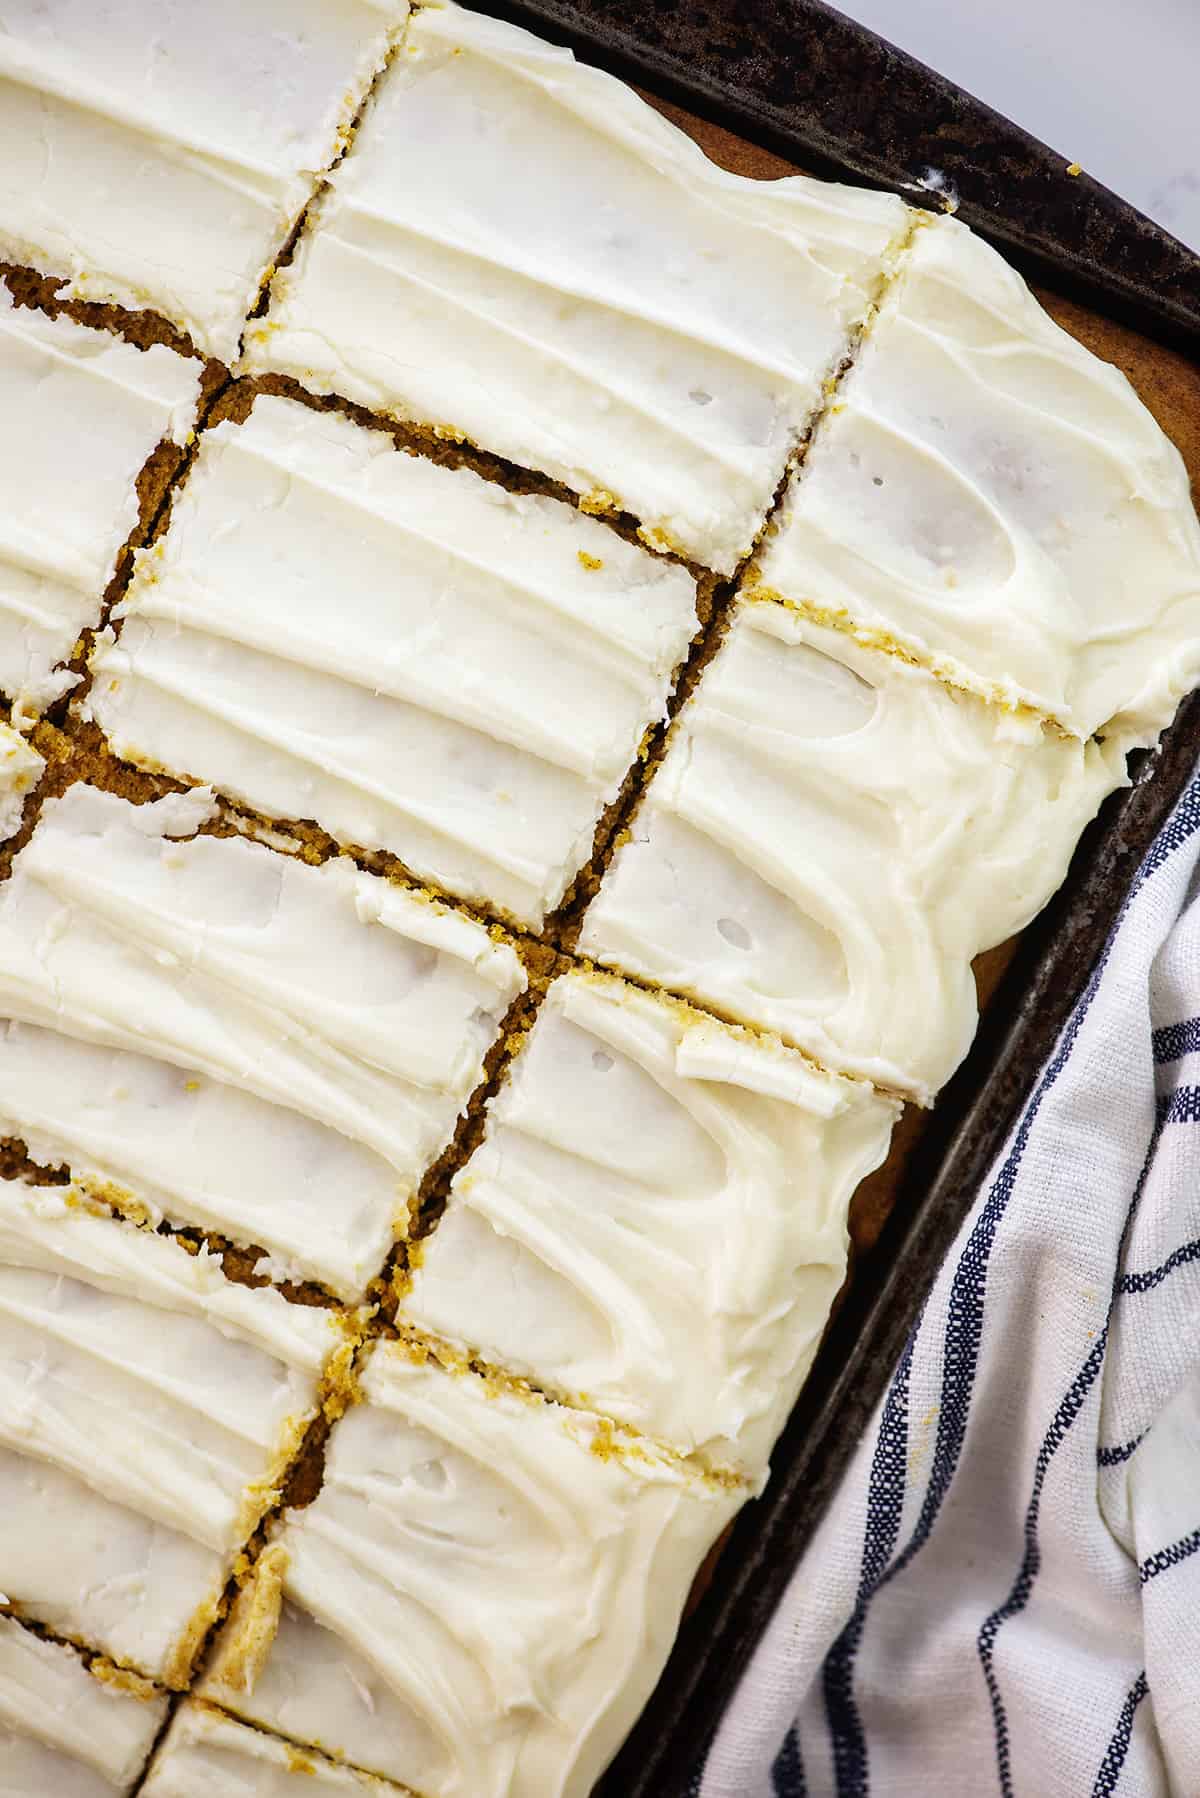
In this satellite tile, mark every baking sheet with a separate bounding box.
[478,0,1200,357]
[438,18,1200,1798]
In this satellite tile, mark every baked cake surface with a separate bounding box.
[244,0,908,572]
[403,968,898,1476]
[580,599,1129,1099]
[0,783,524,1295]
[0,1614,167,1797]
[0,0,408,358]
[0,285,199,715]
[0,1176,341,1682]
[89,393,699,926]
[201,1342,739,1798]
[755,214,1200,742]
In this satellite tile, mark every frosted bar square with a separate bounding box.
[581,600,1128,1100]
[246,0,909,573]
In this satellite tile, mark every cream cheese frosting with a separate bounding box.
[579,599,1130,1101]
[0,723,42,844]
[201,1343,741,1798]
[754,213,1200,743]
[0,285,200,714]
[0,1021,402,1302]
[0,784,524,1284]
[0,1177,340,1547]
[0,1176,341,1682]
[88,394,699,926]
[144,1703,408,1796]
[402,969,897,1477]
[0,1443,226,1687]
[0,1615,167,1797]
[243,0,910,574]
[0,0,407,359]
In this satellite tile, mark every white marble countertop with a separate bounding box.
[838,0,1200,254]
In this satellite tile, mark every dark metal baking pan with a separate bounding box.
[474,0,1200,358]
[456,3,1200,1791]
[601,702,1200,1797]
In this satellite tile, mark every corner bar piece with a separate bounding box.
[144,1703,412,1797]
[244,0,910,574]
[0,1176,342,1683]
[0,285,199,715]
[89,394,700,927]
[754,214,1200,743]
[579,600,1129,1102]
[202,1342,741,1798]
[0,0,408,359]
[0,784,524,1299]
[0,1614,167,1797]
[402,969,898,1478]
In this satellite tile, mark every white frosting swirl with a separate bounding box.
[581,599,1129,1100]
[90,394,699,926]
[0,287,199,714]
[0,0,407,358]
[245,0,909,572]
[405,969,898,1478]
[203,1343,740,1798]
[757,214,1200,742]
[0,1616,166,1795]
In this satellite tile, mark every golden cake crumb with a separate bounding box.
[321,1328,368,1423]
[580,486,619,516]
[214,1544,290,1697]
[89,1658,163,1704]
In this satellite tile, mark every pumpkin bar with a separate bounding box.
[753,215,1200,743]
[201,1342,741,1798]
[0,0,408,358]
[0,1614,167,1797]
[0,1177,343,1684]
[579,599,1129,1100]
[0,783,525,1298]
[243,0,910,573]
[89,394,700,927]
[0,285,199,715]
[402,968,898,1479]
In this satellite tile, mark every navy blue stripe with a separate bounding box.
[964,785,1200,1795]
[1155,1083,1200,1125]
[1119,1234,1200,1294]
[1096,1432,1146,1468]
[822,1334,914,1792]
[819,849,1133,1796]
[790,775,1200,1798]
[772,1723,808,1798]
[1092,1672,1149,1797]
[1134,777,1200,886]
[1139,1526,1200,1585]
[976,1099,1167,1797]
[1152,1016,1200,1064]
[977,1325,1111,1796]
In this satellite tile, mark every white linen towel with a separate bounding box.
[691,761,1200,1798]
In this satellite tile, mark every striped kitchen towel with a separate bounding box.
[691,758,1200,1798]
